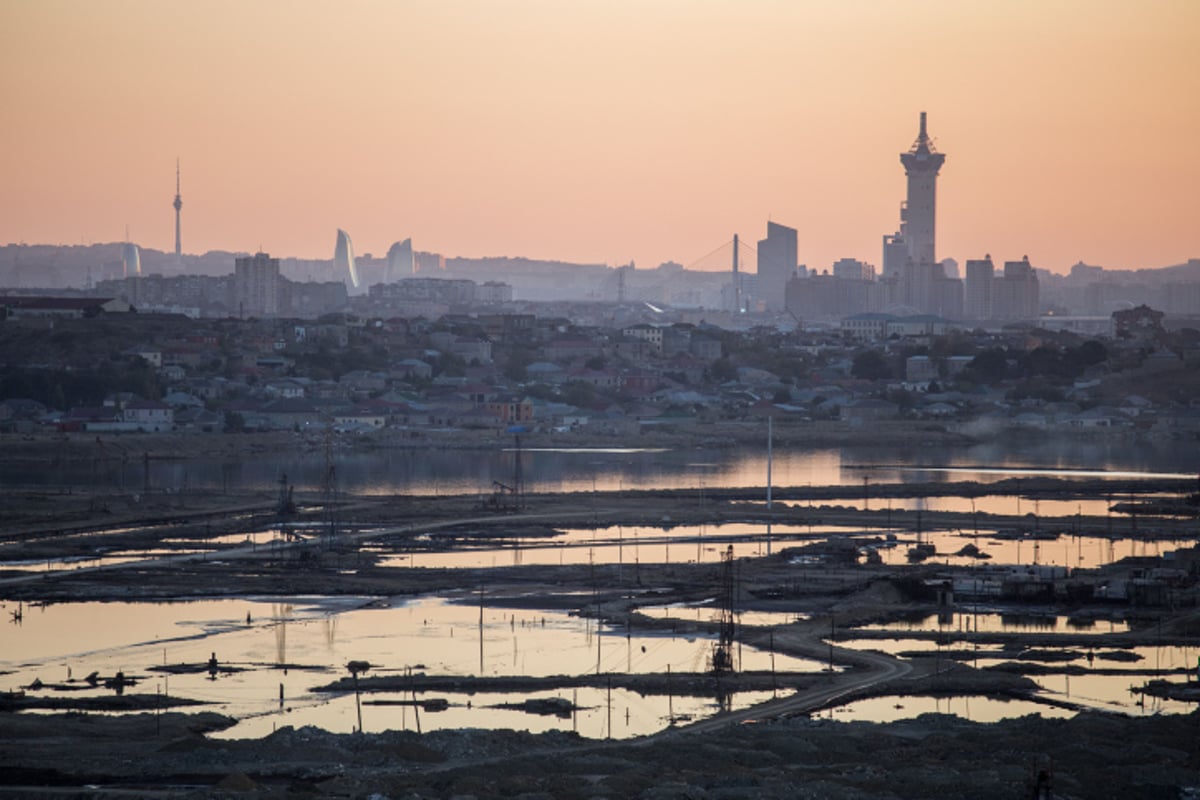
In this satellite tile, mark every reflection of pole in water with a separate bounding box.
[766,416,774,556]
[667,664,673,724]
[606,677,612,740]
[626,616,632,673]
[769,630,777,697]
[617,526,623,583]
[595,607,603,675]
[478,586,484,673]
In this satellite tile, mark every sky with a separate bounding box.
[2,0,1198,274]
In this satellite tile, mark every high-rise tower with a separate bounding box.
[899,112,945,266]
[173,159,183,257]
[756,221,798,312]
[334,229,359,290]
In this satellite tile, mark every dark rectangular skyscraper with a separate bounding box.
[756,221,798,312]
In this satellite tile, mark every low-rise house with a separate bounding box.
[263,379,306,399]
[394,358,433,380]
[123,399,174,431]
[0,296,129,319]
[525,362,565,382]
[542,338,603,363]
[1062,406,1131,429]
[485,395,534,424]
[162,391,204,409]
[257,398,321,430]
[339,370,388,397]
[0,398,47,432]
[917,401,958,419]
[840,398,899,423]
[333,406,388,430]
[905,356,937,383]
[566,368,621,390]
[60,406,122,432]
[125,345,163,368]
[621,370,661,396]
[174,407,222,432]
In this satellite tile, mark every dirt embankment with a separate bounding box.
[2,707,1198,799]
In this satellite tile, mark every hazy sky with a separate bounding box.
[2,1,1197,273]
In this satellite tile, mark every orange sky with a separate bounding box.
[2,0,1198,274]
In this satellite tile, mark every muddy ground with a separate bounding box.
[2,435,1200,798]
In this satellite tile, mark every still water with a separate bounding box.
[7,439,1195,496]
[4,439,1197,735]
[838,637,1198,716]
[829,694,1076,723]
[0,595,818,740]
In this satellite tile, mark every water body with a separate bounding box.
[838,637,1198,716]
[0,595,818,740]
[7,439,1195,496]
[829,694,1076,724]
[5,438,1196,732]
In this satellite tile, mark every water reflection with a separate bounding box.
[6,439,1195,496]
[0,595,819,740]
[856,612,1131,635]
[837,636,1198,716]
[830,694,1075,723]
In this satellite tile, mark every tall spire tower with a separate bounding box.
[899,111,945,266]
[172,158,183,257]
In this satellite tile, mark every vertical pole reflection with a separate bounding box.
[478,586,484,674]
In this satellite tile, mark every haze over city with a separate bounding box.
[2,0,1198,273]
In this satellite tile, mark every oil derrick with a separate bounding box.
[505,425,526,511]
[276,472,296,517]
[487,427,526,512]
[711,545,737,674]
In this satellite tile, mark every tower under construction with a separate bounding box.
[899,111,945,266]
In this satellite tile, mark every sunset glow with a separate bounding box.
[2,0,1197,272]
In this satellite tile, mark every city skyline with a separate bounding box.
[2,1,1198,275]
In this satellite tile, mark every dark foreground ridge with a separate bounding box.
[1,707,1198,799]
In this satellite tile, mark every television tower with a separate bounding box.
[172,158,183,257]
[899,112,945,266]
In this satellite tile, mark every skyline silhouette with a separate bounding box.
[2,1,1197,274]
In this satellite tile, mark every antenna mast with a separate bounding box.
[173,158,183,257]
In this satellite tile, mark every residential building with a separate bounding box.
[234,252,281,317]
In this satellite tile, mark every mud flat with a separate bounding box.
[2,470,1199,797]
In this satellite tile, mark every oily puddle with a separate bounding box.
[375,523,870,569]
[212,686,780,741]
[826,694,1075,723]
[866,530,1192,569]
[837,636,1199,715]
[637,600,810,628]
[0,594,821,739]
[856,610,1131,635]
